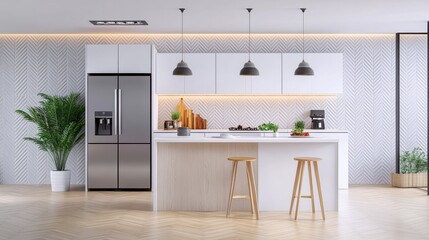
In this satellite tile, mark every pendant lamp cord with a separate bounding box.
[180,8,185,61]
[301,8,306,61]
[247,8,252,61]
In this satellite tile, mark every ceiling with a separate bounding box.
[0,0,428,34]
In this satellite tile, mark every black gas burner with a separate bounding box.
[228,125,259,131]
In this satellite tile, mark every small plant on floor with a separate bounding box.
[400,147,427,174]
[258,122,279,132]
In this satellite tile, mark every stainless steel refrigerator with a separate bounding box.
[87,74,151,190]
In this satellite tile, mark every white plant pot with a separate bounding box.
[50,170,71,192]
[273,132,279,138]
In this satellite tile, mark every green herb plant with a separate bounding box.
[171,111,181,121]
[293,120,305,134]
[400,147,427,174]
[258,122,279,132]
[16,93,85,171]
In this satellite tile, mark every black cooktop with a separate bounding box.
[228,125,259,131]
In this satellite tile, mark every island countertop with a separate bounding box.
[154,136,340,143]
[154,128,348,133]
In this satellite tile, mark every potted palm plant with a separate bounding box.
[16,93,85,192]
[391,147,427,188]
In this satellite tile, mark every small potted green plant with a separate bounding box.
[391,147,427,188]
[258,122,280,137]
[16,93,85,192]
[171,111,181,129]
[291,120,309,136]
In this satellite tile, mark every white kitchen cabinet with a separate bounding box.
[216,53,282,94]
[250,53,282,94]
[156,53,216,94]
[184,54,216,94]
[119,45,152,73]
[216,53,248,94]
[156,53,185,94]
[282,53,343,94]
[86,45,118,73]
[86,44,152,73]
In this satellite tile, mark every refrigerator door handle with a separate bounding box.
[119,89,122,135]
[114,89,117,135]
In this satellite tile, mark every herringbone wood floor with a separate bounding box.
[0,185,428,240]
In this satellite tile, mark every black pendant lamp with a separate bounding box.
[173,8,192,76]
[240,8,259,76]
[294,8,314,76]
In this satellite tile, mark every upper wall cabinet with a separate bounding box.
[216,53,282,94]
[216,53,248,94]
[86,45,152,73]
[282,53,343,94]
[250,53,282,94]
[86,45,118,73]
[156,53,216,94]
[155,52,342,95]
[119,45,152,73]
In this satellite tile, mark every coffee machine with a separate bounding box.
[310,110,325,129]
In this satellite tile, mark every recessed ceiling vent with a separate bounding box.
[90,20,148,26]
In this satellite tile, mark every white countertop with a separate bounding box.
[154,128,348,133]
[154,136,339,143]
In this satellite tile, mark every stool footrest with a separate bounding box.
[293,195,312,199]
[232,195,249,199]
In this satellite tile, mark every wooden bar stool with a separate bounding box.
[289,157,325,220]
[226,157,259,220]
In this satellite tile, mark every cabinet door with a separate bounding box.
[156,53,185,94]
[250,53,282,94]
[119,75,151,144]
[119,45,151,73]
[184,53,216,94]
[86,45,118,73]
[87,144,118,189]
[119,144,151,189]
[216,53,248,94]
[282,53,343,94]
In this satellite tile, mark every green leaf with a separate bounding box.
[400,147,427,174]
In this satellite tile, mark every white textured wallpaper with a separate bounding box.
[399,35,427,155]
[0,34,409,185]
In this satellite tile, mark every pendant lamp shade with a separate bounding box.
[240,8,259,76]
[295,8,314,76]
[294,60,314,75]
[173,60,193,76]
[240,60,260,76]
[173,8,192,76]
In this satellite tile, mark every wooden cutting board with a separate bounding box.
[176,98,187,123]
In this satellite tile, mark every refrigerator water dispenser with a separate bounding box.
[95,111,113,135]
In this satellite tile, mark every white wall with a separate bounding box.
[0,34,401,184]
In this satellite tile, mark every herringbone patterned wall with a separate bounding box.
[0,34,421,185]
[399,35,427,156]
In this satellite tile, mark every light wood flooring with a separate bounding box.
[0,185,428,240]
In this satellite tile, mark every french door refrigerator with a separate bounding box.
[87,74,151,190]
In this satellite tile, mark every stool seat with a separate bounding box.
[228,157,256,162]
[294,157,322,162]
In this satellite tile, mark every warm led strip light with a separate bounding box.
[89,20,148,26]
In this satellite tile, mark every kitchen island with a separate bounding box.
[152,135,342,212]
